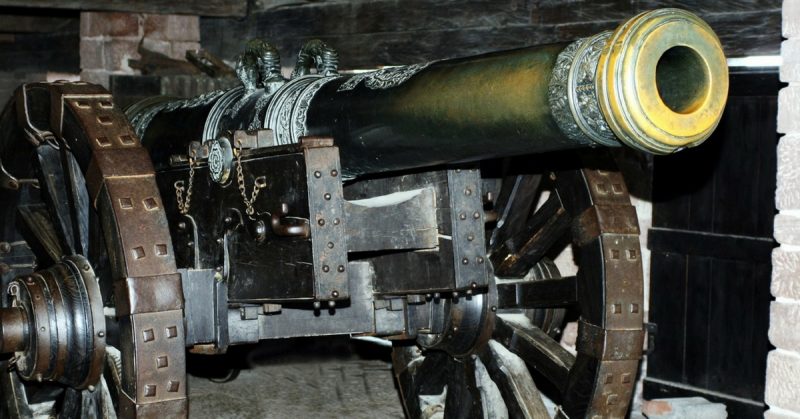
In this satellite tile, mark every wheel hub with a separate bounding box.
[1,255,105,389]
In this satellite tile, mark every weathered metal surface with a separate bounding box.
[447,168,489,290]
[302,139,349,302]
[2,256,105,390]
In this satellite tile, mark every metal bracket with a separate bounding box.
[302,137,349,301]
[447,168,489,290]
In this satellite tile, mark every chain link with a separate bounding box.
[175,149,197,214]
[235,139,267,217]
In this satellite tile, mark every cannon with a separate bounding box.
[0,8,726,418]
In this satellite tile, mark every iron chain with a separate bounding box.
[235,139,266,217]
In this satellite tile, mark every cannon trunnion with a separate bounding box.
[0,8,728,419]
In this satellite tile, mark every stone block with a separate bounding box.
[80,12,140,38]
[103,39,140,73]
[775,213,800,246]
[779,86,800,134]
[785,0,800,38]
[782,39,800,83]
[773,247,800,299]
[141,38,172,57]
[777,134,800,210]
[766,408,800,418]
[641,397,726,418]
[80,70,110,88]
[166,15,200,42]
[170,41,201,60]
[766,350,800,412]
[770,301,800,352]
[143,14,199,42]
[79,39,105,70]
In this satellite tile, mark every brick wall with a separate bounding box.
[766,1,800,418]
[79,12,200,88]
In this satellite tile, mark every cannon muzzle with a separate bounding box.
[129,8,727,177]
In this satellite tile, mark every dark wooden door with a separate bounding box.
[643,70,779,418]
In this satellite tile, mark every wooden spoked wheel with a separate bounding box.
[0,82,187,418]
[393,155,645,419]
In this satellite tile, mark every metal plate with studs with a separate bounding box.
[302,138,348,301]
[447,168,489,290]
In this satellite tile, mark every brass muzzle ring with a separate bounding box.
[596,8,728,153]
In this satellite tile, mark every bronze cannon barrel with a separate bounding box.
[129,8,728,177]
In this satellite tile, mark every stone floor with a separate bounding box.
[186,337,405,419]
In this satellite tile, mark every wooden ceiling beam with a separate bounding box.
[0,0,247,17]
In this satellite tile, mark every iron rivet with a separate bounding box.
[461,257,469,265]
[330,169,338,177]
[177,222,187,230]
[459,212,467,220]
[337,265,345,272]
[322,265,330,272]
[491,306,497,312]
[88,385,96,392]
[216,238,224,244]
[328,300,336,309]
[333,218,340,225]
[471,282,477,288]
[224,216,233,224]
[466,289,473,296]
[549,173,557,181]
[98,331,105,338]
[327,242,334,249]
[331,290,339,298]
[464,188,472,196]
[476,257,484,264]
[313,301,321,310]
[39,326,45,332]
[452,326,459,332]
[26,277,33,285]
[455,169,462,173]
[324,193,331,200]
[433,292,441,299]
[83,264,91,271]
[318,219,325,226]
[473,211,480,219]
[215,266,223,272]
[452,291,459,298]
[467,234,474,241]
[0,242,10,253]
[314,171,322,178]
[188,241,194,247]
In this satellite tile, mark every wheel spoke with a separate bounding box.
[444,356,485,419]
[16,204,64,266]
[496,276,578,309]
[480,340,550,419]
[489,174,542,253]
[491,193,571,277]
[492,314,575,393]
[35,146,89,256]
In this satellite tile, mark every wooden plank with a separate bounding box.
[0,14,74,33]
[648,228,774,262]
[0,0,247,17]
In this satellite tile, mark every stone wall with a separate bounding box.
[79,12,200,87]
[766,1,800,418]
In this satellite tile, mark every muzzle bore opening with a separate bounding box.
[655,45,710,115]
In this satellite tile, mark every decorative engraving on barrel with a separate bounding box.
[337,62,432,92]
[569,31,617,147]
[548,32,616,147]
[292,76,339,141]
